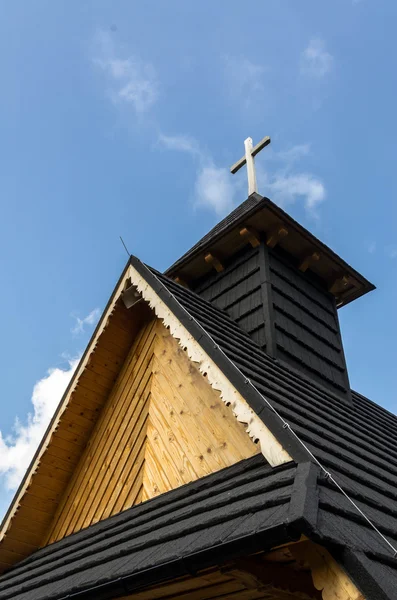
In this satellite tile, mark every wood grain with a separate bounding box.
[46,318,259,543]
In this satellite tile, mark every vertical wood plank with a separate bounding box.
[47,319,258,544]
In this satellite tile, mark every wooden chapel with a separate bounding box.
[0,137,396,600]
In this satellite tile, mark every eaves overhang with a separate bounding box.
[166,194,375,308]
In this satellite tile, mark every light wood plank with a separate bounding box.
[47,318,259,544]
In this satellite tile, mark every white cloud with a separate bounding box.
[223,56,266,107]
[158,133,238,216]
[71,308,100,336]
[368,241,376,254]
[261,171,325,215]
[159,135,325,218]
[301,38,334,78]
[256,143,325,216]
[195,166,236,215]
[0,358,79,491]
[94,30,158,113]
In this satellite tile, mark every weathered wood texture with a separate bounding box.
[46,318,259,543]
[0,299,149,570]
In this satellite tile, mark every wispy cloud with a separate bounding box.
[158,133,237,215]
[223,56,266,108]
[252,143,325,216]
[276,144,311,163]
[159,135,325,218]
[368,241,376,254]
[261,171,325,215]
[158,134,201,157]
[301,38,333,78]
[386,245,397,259]
[194,166,237,215]
[0,358,79,491]
[71,308,100,336]
[93,30,158,113]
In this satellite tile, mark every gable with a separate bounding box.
[45,318,259,544]
[0,260,291,572]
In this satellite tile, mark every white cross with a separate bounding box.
[230,135,271,196]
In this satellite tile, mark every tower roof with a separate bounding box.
[166,193,375,308]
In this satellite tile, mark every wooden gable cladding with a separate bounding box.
[45,318,259,544]
[0,299,150,571]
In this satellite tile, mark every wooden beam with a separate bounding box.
[266,226,288,249]
[239,226,260,248]
[291,541,365,600]
[223,557,322,598]
[329,275,349,295]
[204,252,224,273]
[299,252,321,273]
[173,276,189,289]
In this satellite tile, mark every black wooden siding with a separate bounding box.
[268,251,349,395]
[192,245,267,350]
[193,242,350,400]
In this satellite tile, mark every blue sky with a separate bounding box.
[0,0,396,517]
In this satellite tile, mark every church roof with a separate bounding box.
[0,453,395,600]
[0,457,298,600]
[0,253,395,600]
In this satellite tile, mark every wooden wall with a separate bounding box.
[193,245,267,351]
[269,250,349,395]
[193,240,351,402]
[46,318,259,544]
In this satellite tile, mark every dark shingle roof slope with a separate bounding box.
[2,454,397,600]
[0,457,299,600]
[134,259,397,599]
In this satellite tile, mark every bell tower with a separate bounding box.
[166,193,374,404]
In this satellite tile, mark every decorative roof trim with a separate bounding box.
[126,263,292,467]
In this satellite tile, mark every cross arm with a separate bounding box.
[230,155,247,175]
[230,136,271,174]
